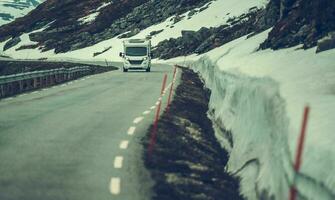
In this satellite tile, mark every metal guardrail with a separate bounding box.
[0,66,91,84]
[0,66,92,99]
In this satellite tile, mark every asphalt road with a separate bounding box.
[0,63,178,200]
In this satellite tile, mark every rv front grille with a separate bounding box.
[129,60,143,65]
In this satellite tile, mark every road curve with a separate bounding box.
[0,64,177,200]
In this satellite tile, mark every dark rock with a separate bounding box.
[173,14,185,24]
[260,0,335,51]
[316,32,335,53]
[0,0,213,53]
[15,44,39,51]
[93,46,112,57]
[150,29,164,36]
[3,37,21,51]
[154,6,278,59]
[188,9,198,17]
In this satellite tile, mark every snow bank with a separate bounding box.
[176,29,335,199]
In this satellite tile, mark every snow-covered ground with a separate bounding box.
[1,0,334,199]
[0,0,44,26]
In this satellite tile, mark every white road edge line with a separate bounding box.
[110,177,121,195]
[133,117,144,124]
[127,126,136,135]
[120,140,129,149]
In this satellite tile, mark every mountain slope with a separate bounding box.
[0,0,212,53]
[0,0,44,26]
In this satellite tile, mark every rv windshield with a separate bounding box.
[125,47,147,56]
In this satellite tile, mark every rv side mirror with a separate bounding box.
[119,52,124,57]
[150,52,153,57]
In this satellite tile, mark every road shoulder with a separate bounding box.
[143,68,244,200]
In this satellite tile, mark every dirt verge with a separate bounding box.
[143,68,244,200]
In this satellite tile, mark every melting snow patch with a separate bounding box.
[78,12,100,24]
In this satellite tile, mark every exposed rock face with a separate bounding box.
[316,32,335,53]
[153,3,280,59]
[0,0,212,53]
[153,0,335,59]
[260,0,335,51]
[143,68,244,200]
[3,37,21,51]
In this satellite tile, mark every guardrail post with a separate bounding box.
[33,78,37,88]
[41,76,45,87]
[19,80,23,92]
[0,84,4,98]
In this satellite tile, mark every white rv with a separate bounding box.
[119,39,152,72]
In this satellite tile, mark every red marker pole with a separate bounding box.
[166,66,177,113]
[289,106,310,200]
[148,74,168,158]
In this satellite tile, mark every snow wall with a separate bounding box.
[189,57,335,200]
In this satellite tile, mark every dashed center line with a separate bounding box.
[127,126,136,135]
[133,117,144,124]
[110,177,121,195]
[120,140,129,149]
[114,156,124,169]
[143,110,150,115]
[108,68,179,197]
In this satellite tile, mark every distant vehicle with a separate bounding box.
[119,38,152,72]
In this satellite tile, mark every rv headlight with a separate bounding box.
[143,57,148,61]
[125,57,130,64]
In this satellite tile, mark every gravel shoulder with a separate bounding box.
[143,68,244,200]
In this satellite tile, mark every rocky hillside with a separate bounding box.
[261,0,335,52]
[0,0,212,53]
[153,0,335,58]
[0,0,44,26]
[1,0,334,57]
[153,0,280,59]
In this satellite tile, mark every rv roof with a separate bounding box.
[123,39,150,46]
[128,39,146,43]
